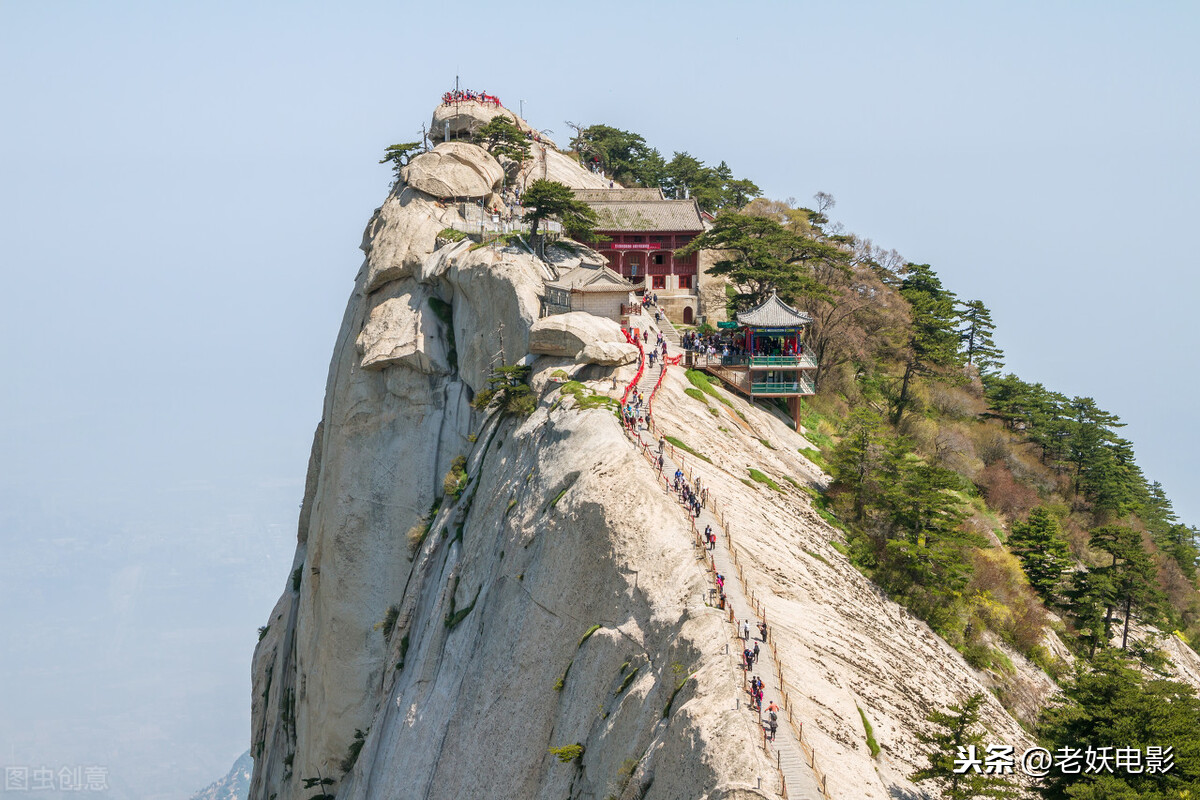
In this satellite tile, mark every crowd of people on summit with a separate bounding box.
[441,88,501,106]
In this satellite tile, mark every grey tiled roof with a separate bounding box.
[572,188,665,202]
[546,264,635,293]
[585,200,705,232]
[736,292,812,327]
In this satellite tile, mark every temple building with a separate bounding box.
[542,262,639,322]
[573,188,706,324]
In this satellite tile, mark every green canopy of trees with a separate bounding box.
[1038,652,1200,799]
[569,124,760,212]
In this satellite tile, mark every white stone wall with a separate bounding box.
[571,291,624,322]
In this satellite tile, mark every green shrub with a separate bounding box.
[444,578,480,629]
[663,676,690,718]
[381,605,400,639]
[684,387,709,405]
[554,661,571,691]
[340,728,369,773]
[559,380,618,411]
[614,666,640,696]
[578,624,601,648]
[549,743,584,764]
[800,447,828,470]
[805,549,831,566]
[443,455,468,499]
[437,227,467,242]
[397,634,410,671]
[291,566,302,592]
[758,438,775,450]
[257,625,270,641]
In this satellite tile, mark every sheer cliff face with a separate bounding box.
[248,121,783,800]
[251,106,1083,800]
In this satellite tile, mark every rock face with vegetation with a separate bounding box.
[251,102,1200,800]
[250,104,788,800]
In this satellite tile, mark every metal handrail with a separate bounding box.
[750,379,815,394]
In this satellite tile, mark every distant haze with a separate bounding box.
[1,2,1195,797]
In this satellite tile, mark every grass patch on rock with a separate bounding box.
[664,436,712,464]
[800,447,828,470]
[857,705,880,758]
[685,369,732,407]
[748,468,782,492]
[559,380,618,411]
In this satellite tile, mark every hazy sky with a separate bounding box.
[1,2,1196,797]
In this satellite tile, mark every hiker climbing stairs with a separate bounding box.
[620,326,826,799]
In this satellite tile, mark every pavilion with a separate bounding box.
[697,292,817,428]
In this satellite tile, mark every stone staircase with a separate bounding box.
[623,330,825,799]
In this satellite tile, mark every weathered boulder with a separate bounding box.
[355,281,453,374]
[579,339,639,366]
[362,187,456,291]
[544,240,608,272]
[529,312,629,360]
[430,100,518,140]
[518,145,611,191]
[400,142,504,200]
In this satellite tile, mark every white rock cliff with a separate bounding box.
[250,103,1078,800]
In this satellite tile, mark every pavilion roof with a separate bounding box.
[546,263,636,293]
[736,292,812,328]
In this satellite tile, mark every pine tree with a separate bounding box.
[1007,507,1071,600]
[1038,652,1200,799]
[472,117,531,171]
[893,264,965,423]
[520,180,598,240]
[829,407,886,522]
[379,142,424,183]
[1063,568,1112,659]
[1089,525,1167,650]
[911,693,1014,799]
[957,299,1004,374]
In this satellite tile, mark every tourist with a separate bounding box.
[753,641,760,663]
[742,620,751,641]
[767,718,777,741]
[758,621,768,642]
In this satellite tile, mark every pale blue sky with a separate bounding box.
[1,2,1196,797]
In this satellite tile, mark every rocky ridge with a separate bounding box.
[247,100,1175,800]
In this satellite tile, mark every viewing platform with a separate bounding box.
[693,292,817,427]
